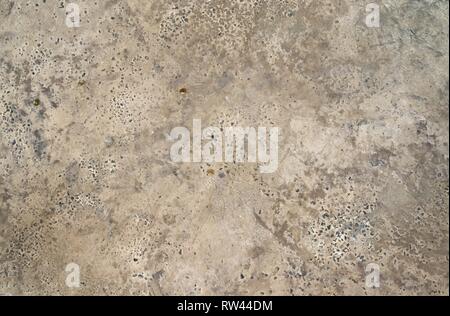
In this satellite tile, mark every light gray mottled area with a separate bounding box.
[0,0,448,295]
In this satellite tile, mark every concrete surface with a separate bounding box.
[0,0,448,295]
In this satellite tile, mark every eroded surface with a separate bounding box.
[0,0,448,295]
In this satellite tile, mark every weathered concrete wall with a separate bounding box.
[0,0,448,295]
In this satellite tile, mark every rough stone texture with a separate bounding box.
[0,0,448,296]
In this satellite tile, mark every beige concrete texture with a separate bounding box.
[0,0,448,295]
